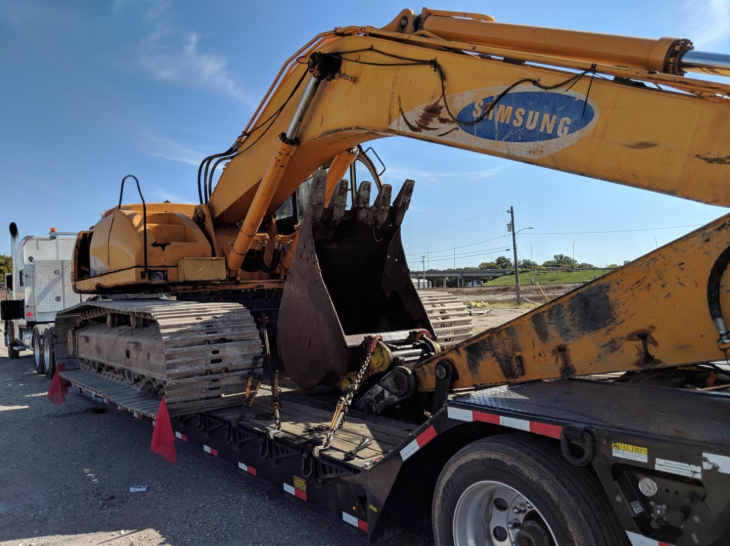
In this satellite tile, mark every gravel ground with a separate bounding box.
[0,337,429,546]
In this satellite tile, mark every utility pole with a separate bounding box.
[508,206,521,305]
[422,255,426,288]
[572,239,577,271]
[453,243,456,271]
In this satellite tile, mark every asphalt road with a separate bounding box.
[0,340,430,546]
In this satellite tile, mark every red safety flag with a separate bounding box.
[47,363,68,406]
[151,396,177,464]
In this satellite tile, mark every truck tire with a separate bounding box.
[33,327,45,374]
[5,324,20,359]
[43,327,56,379]
[432,434,629,546]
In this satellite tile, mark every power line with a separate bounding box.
[523,223,703,235]
[404,211,506,232]
[410,246,511,264]
[407,235,508,257]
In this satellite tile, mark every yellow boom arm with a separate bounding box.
[210,8,729,272]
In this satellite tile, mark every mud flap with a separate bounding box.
[278,170,432,389]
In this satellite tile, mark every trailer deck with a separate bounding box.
[60,368,416,467]
[59,367,730,545]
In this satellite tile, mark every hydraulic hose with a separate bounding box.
[707,246,730,343]
[197,145,237,203]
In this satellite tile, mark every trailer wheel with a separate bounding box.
[5,324,20,359]
[432,434,629,546]
[33,327,45,374]
[43,327,56,379]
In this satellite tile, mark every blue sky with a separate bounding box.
[1,0,728,269]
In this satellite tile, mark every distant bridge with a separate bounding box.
[410,269,512,287]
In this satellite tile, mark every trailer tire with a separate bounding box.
[432,434,629,546]
[43,327,56,379]
[5,324,20,359]
[33,327,45,374]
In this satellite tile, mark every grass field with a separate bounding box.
[485,269,611,286]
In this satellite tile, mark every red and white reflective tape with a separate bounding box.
[626,531,674,546]
[342,511,368,532]
[400,425,437,461]
[283,483,307,501]
[133,411,142,420]
[203,444,218,456]
[237,462,257,476]
[174,431,188,442]
[447,407,562,440]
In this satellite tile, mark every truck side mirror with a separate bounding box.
[5,273,11,291]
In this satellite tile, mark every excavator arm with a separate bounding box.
[209,8,730,274]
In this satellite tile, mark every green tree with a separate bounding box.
[479,261,498,269]
[0,255,11,279]
[519,259,538,270]
[553,254,578,266]
[578,262,595,270]
[494,256,513,269]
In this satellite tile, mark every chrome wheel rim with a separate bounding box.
[33,334,42,369]
[453,480,557,546]
[43,334,52,372]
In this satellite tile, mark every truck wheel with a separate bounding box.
[43,328,56,379]
[33,327,45,374]
[432,434,629,546]
[5,324,20,359]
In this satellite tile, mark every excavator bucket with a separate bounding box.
[278,170,433,389]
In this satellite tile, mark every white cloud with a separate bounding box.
[682,0,730,47]
[142,131,230,187]
[385,165,504,185]
[142,132,202,166]
[114,0,254,106]
[138,27,255,106]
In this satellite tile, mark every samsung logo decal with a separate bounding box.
[457,90,596,142]
[391,85,600,159]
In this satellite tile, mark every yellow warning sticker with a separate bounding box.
[293,476,307,493]
[369,504,378,513]
[612,442,648,463]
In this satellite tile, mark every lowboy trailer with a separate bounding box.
[58,358,730,546]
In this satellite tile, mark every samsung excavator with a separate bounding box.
[56,10,730,413]
[37,8,730,545]
[52,9,729,420]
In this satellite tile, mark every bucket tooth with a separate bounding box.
[354,181,372,223]
[323,179,349,227]
[307,169,328,224]
[387,179,415,230]
[371,184,392,231]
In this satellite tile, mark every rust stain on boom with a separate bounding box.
[412,214,730,391]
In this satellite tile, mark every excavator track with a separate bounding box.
[419,291,473,346]
[61,300,262,415]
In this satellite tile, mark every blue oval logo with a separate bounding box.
[456,90,595,143]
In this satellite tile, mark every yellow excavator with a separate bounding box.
[54,8,730,421]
